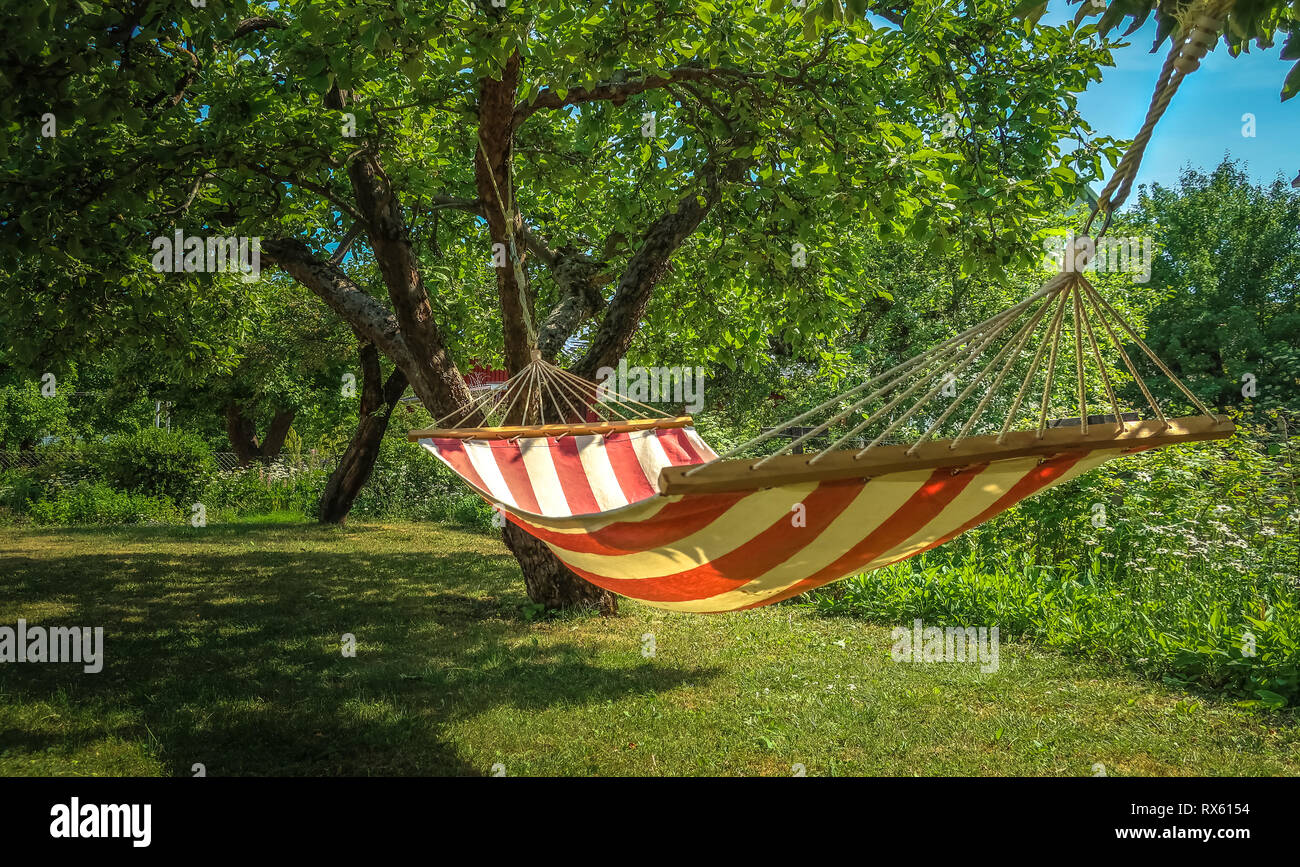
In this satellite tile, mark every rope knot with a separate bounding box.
[1173,13,1224,74]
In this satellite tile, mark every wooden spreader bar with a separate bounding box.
[409,416,694,442]
[657,416,1235,496]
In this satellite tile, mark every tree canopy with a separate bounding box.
[3,1,1125,389]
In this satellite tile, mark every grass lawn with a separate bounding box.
[1,522,1296,776]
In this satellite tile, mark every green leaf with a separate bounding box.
[1282,61,1300,102]
[1282,33,1300,63]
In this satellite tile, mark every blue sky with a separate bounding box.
[1042,2,1298,191]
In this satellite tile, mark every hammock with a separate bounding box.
[408,3,1236,612]
[411,271,1233,612]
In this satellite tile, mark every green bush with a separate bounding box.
[201,463,329,519]
[350,439,480,523]
[0,468,45,512]
[27,481,183,525]
[446,493,495,532]
[96,428,216,504]
[29,442,104,488]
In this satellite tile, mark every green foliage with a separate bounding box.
[96,428,216,504]
[2,0,1125,380]
[811,553,1299,709]
[25,481,183,526]
[200,463,329,520]
[809,426,1300,708]
[1123,160,1300,416]
[0,431,496,531]
[193,435,495,531]
[1014,0,1300,101]
[348,438,496,531]
[0,469,46,515]
[0,378,76,449]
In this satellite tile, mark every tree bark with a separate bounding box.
[224,403,260,465]
[319,342,408,524]
[261,408,296,459]
[223,403,295,465]
[502,521,617,614]
[323,85,476,416]
[473,52,615,612]
[476,52,536,376]
[575,172,726,378]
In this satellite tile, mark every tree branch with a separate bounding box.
[260,238,413,371]
[250,164,369,226]
[330,220,365,265]
[574,159,743,378]
[536,250,612,359]
[231,16,288,40]
[515,66,751,127]
[324,85,473,415]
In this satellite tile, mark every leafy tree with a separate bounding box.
[178,277,356,465]
[0,374,76,450]
[4,1,1136,610]
[1124,159,1300,415]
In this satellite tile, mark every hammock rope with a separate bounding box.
[1085,0,1233,236]
[999,286,1068,444]
[416,350,684,438]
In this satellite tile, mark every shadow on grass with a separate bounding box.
[0,525,720,775]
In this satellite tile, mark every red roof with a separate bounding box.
[464,363,508,390]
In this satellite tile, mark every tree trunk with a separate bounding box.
[260,408,296,459]
[224,403,261,465]
[223,402,295,465]
[471,53,615,612]
[476,52,536,376]
[267,80,620,614]
[325,85,475,417]
[502,521,617,614]
[319,343,408,524]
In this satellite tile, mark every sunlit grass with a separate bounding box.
[0,523,1296,776]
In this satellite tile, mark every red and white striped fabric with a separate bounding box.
[418,430,1128,613]
[418,427,716,518]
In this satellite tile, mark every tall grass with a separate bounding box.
[809,554,1298,708]
[808,425,1300,708]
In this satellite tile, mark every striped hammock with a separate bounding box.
[419,429,1149,612]
[412,273,1234,612]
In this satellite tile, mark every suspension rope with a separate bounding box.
[476,133,538,349]
[693,278,1070,474]
[548,363,667,419]
[1079,276,1218,420]
[427,351,701,434]
[1036,280,1070,438]
[848,302,1034,461]
[998,286,1071,445]
[1078,281,1126,429]
[1079,278,1169,427]
[546,364,628,423]
[1084,0,1233,236]
[1073,282,1089,435]
[904,292,1064,455]
[949,288,1057,449]
[754,323,996,467]
[539,364,587,425]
